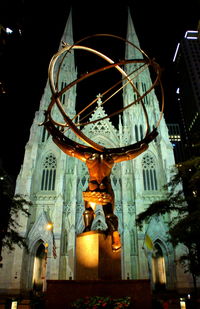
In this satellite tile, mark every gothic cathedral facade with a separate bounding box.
[0,9,194,294]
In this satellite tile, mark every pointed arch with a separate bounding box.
[27,211,53,252]
[26,212,54,290]
[142,152,158,191]
[32,242,47,292]
[152,241,167,289]
[41,152,57,191]
[144,232,169,290]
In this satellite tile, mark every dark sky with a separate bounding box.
[1,0,200,178]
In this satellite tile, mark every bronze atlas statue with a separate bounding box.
[42,34,164,251]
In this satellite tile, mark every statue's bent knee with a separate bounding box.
[105,213,118,232]
[83,207,94,232]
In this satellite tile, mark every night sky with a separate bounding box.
[1,0,200,178]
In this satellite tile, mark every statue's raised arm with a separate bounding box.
[43,114,90,163]
[109,128,158,163]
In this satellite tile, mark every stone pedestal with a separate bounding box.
[75,231,121,280]
[45,231,152,308]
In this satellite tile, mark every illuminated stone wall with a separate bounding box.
[0,9,195,295]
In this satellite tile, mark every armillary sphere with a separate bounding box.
[45,34,164,153]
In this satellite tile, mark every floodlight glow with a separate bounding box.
[180,298,186,309]
[11,301,18,309]
[6,27,13,34]
[46,222,53,230]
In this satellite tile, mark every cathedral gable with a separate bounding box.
[82,96,120,148]
[27,210,52,250]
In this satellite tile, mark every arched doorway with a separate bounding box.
[32,243,47,292]
[152,243,166,290]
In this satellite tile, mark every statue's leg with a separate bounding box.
[103,203,121,251]
[83,201,95,232]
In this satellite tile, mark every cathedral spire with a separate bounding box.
[55,7,77,118]
[39,8,77,119]
[59,7,74,50]
[125,7,143,60]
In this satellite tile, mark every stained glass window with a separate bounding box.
[41,153,57,190]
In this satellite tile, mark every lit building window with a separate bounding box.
[142,154,158,190]
[169,134,181,141]
[41,153,57,190]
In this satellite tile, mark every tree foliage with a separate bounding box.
[0,167,31,258]
[136,154,200,281]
